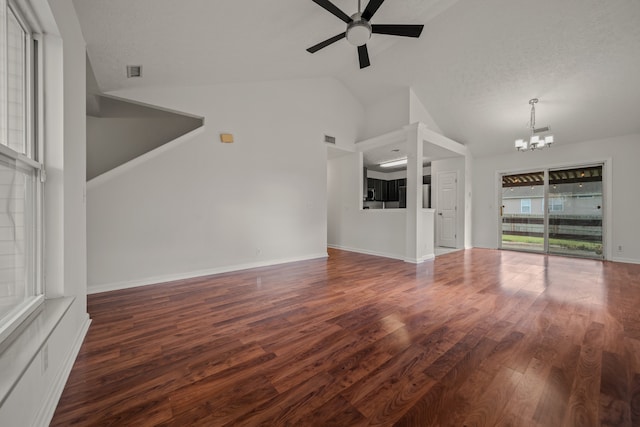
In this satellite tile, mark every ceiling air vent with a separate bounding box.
[126,65,142,78]
[324,134,336,144]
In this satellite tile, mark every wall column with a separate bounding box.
[404,123,424,263]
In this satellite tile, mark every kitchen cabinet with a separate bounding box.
[376,179,385,201]
[363,176,431,205]
[367,178,388,201]
[387,180,399,201]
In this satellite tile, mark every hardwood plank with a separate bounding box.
[461,366,524,427]
[423,324,491,380]
[393,382,447,426]
[303,394,368,426]
[533,343,581,426]
[502,357,553,425]
[599,351,631,426]
[340,344,431,407]
[49,248,640,426]
[564,321,605,427]
[631,373,640,426]
[328,327,406,389]
[428,336,499,426]
[163,374,278,426]
[224,372,340,426]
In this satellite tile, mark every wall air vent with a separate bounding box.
[126,65,142,78]
[324,134,336,144]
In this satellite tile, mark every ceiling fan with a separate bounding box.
[307,0,424,69]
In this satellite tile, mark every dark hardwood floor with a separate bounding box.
[51,248,640,426]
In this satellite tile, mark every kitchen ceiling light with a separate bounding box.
[515,98,554,151]
[380,158,408,168]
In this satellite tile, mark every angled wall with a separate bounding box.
[87,96,203,180]
[361,87,442,140]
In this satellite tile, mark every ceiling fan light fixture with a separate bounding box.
[307,0,424,69]
[346,16,372,46]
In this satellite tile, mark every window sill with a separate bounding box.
[0,297,74,407]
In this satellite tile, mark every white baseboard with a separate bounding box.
[404,254,435,264]
[610,256,640,265]
[327,244,405,261]
[88,252,329,294]
[34,313,91,427]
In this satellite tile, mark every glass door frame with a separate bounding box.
[498,162,607,260]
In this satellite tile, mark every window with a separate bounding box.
[0,0,42,344]
[549,197,564,212]
[520,199,531,214]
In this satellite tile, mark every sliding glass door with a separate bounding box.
[500,165,603,259]
[548,166,603,258]
[501,171,546,253]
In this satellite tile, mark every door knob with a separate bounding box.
[438,212,443,216]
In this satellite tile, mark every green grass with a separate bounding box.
[502,234,603,254]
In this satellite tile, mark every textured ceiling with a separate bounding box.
[74,0,640,157]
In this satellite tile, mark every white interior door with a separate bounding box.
[437,171,457,248]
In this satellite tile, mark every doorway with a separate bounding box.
[500,165,604,259]
[437,171,457,248]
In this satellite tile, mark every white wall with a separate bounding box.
[361,88,444,142]
[328,153,406,259]
[87,78,363,292]
[409,89,442,134]
[472,133,640,263]
[431,156,467,248]
[361,89,409,140]
[58,0,88,306]
[0,0,90,425]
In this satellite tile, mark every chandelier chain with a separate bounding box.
[530,104,535,130]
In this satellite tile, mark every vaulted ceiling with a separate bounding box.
[73,0,640,157]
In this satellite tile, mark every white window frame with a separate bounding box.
[549,197,564,212]
[0,0,43,345]
[520,198,531,214]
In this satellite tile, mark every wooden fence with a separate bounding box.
[501,214,602,242]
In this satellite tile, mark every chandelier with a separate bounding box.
[515,98,554,151]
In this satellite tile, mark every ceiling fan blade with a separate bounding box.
[372,24,424,37]
[307,33,346,53]
[312,0,353,24]
[361,0,385,21]
[358,44,371,69]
